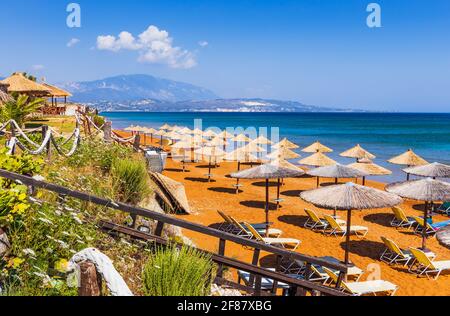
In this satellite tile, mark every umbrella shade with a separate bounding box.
[269,158,304,172]
[272,138,299,150]
[307,163,368,179]
[385,178,450,202]
[232,134,252,142]
[388,149,428,166]
[266,148,300,160]
[251,135,273,145]
[437,225,450,249]
[231,163,304,180]
[348,161,392,176]
[403,162,450,179]
[300,182,402,211]
[298,152,336,167]
[340,144,376,160]
[302,141,333,153]
[300,182,402,264]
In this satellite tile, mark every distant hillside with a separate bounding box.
[88,98,352,113]
[59,74,218,103]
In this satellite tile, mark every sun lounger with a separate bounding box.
[323,215,368,238]
[380,237,413,266]
[244,222,301,250]
[409,248,450,280]
[390,206,415,229]
[237,268,304,293]
[323,267,398,296]
[437,202,450,215]
[216,211,272,233]
[411,216,444,235]
[304,209,346,231]
[229,216,282,238]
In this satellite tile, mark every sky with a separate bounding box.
[1,0,450,112]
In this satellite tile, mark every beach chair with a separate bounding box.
[244,222,301,250]
[437,202,450,216]
[411,216,439,236]
[304,209,328,231]
[409,248,450,280]
[229,216,282,238]
[323,215,368,238]
[390,206,415,229]
[323,267,398,296]
[237,268,304,294]
[379,237,413,266]
[217,211,237,233]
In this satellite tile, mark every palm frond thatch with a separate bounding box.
[302,141,333,153]
[347,161,392,176]
[272,138,299,150]
[41,83,72,97]
[230,163,304,179]
[300,182,403,210]
[403,162,450,179]
[266,147,300,160]
[232,134,251,142]
[0,73,50,96]
[269,158,304,172]
[250,135,273,145]
[298,152,336,167]
[385,178,450,202]
[437,225,450,249]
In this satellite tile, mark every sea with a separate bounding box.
[102,112,450,183]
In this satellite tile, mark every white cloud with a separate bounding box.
[198,41,208,47]
[67,38,80,48]
[32,65,45,71]
[96,25,197,69]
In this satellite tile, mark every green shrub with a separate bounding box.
[142,245,215,296]
[111,159,149,205]
[92,115,105,128]
[0,149,43,188]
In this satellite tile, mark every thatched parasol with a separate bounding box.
[171,140,201,172]
[298,152,336,167]
[437,225,450,249]
[192,128,203,136]
[403,162,450,179]
[149,172,191,214]
[232,134,251,143]
[251,135,273,146]
[300,183,402,264]
[348,159,392,185]
[231,164,304,235]
[165,131,183,141]
[386,178,450,250]
[272,138,299,150]
[266,147,300,160]
[307,163,368,188]
[160,124,171,130]
[207,137,227,147]
[302,141,333,153]
[0,73,50,97]
[388,149,429,180]
[194,146,226,181]
[203,130,217,139]
[340,144,376,161]
[225,148,259,193]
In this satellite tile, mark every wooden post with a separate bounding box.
[422,201,429,250]
[265,179,270,237]
[133,134,141,151]
[344,209,352,265]
[42,125,51,161]
[217,239,226,278]
[78,262,102,296]
[103,121,112,143]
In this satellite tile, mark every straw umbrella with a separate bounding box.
[437,225,450,250]
[300,183,402,264]
[172,141,200,172]
[251,135,273,146]
[302,141,333,153]
[298,152,337,181]
[403,162,450,179]
[160,124,171,131]
[225,148,259,193]
[154,130,167,146]
[386,178,450,250]
[269,158,305,208]
[231,164,304,235]
[348,158,392,185]
[388,149,429,180]
[203,130,217,139]
[232,134,251,150]
[340,144,376,161]
[272,138,299,150]
[240,143,266,167]
[194,146,226,182]
[143,127,158,144]
[266,147,300,160]
[216,130,234,151]
[307,163,368,187]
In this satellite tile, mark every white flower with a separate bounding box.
[38,217,54,225]
[22,248,36,257]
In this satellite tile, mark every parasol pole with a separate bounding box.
[344,209,352,265]
[265,178,270,237]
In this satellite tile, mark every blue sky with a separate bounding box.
[1,0,449,112]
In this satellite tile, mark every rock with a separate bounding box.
[0,228,11,258]
[210,284,242,296]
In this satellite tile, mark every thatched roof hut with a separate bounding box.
[302,141,333,153]
[388,149,428,166]
[0,73,50,97]
[403,162,450,179]
[340,144,376,160]
[41,83,72,98]
[298,152,336,167]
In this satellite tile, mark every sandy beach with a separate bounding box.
[121,132,450,296]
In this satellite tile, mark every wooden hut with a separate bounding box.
[0,73,50,97]
[41,83,72,115]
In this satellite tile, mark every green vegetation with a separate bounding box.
[142,245,216,296]
[0,95,45,127]
[111,159,149,205]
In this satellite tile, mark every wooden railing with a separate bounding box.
[0,169,349,296]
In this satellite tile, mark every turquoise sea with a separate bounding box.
[102,112,450,183]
